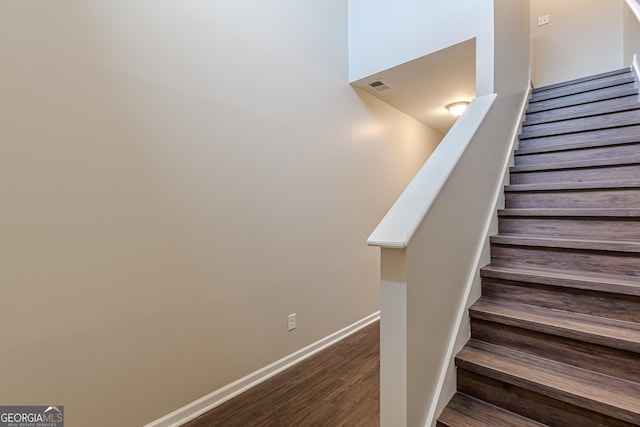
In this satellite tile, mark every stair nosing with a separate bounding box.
[490,233,640,253]
[510,155,640,173]
[515,127,640,156]
[498,208,640,218]
[480,264,640,297]
[504,179,640,192]
[470,297,640,353]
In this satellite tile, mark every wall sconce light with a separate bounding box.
[446,101,470,117]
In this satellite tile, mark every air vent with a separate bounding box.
[368,79,393,92]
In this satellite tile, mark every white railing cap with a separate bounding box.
[367,93,498,248]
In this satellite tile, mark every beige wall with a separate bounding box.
[0,1,442,425]
[531,0,624,87]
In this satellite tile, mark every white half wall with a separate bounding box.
[531,0,625,87]
[0,1,442,425]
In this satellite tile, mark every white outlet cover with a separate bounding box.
[538,14,549,26]
[288,313,296,331]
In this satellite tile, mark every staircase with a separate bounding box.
[438,68,640,426]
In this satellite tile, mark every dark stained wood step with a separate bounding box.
[509,153,640,174]
[491,234,640,254]
[471,318,640,384]
[527,83,637,114]
[456,340,640,424]
[498,209,640,241]
[437,393,546,427]
[515,140,640,167]
[498,208,640,218]
[520,110,640,140]
[470,297,640,351]
[510,163,640,185]
[532,68,631,94]
[504,187,640,210]
[458,369,639,427]
[490,238,640,277]
[506,179,640,192]
[524,95,640,126]
[517,124,640,151]
[481,278,640,323]
[511,154,640,173]
[480,264,640,297]
[529,74,635,103]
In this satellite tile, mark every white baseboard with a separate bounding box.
[145,311,381,427]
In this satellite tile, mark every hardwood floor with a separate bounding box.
[184,321,380,427]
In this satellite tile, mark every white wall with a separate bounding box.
[348,0,495,96]
[531,0,625,87]
[0,1,442,425]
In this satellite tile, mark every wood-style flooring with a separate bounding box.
[184,321,380,427]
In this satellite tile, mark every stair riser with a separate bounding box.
[528,83,637,114]
[491,245,640,277]
[471,319,640,383]
[498,217,640,241]
[529,75,635,103]
[521,110,640,140]
[505,189,640,209]
[510,164,640,185]
[457,369,638,427]
[481,280,640,323]
[515,141,640,166]
[524,95,640,126]
[519,127,640,152]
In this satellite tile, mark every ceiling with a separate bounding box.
[351,39,476,135]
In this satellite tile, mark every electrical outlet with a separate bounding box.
[288,313,296,331]
[537,14,549,26]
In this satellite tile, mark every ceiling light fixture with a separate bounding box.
[446,101,470,117]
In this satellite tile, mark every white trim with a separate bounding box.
[424,82,532,427]
[626,0,640,24]
[144,311,381,427]
[633,54,640,85]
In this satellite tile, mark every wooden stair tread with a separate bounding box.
[515,125,640,155]
[438,393,546,427]
[498,208,640,218]
[532,68,631,93]
[470,298,640,352]
[529,74,635,103]
[520,110,640,140]
[456,340,640,423]
[510,154,640,173]
[480,264,640,297]
[527,84,638,114]
[505,179,640,192]
[524,94,640,126]
[490,233,640,253]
